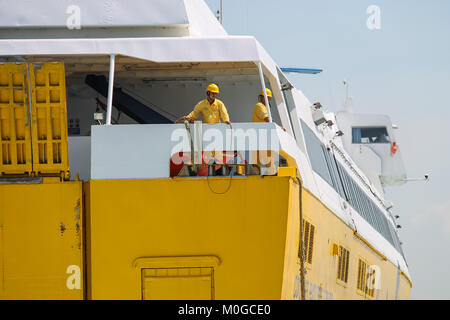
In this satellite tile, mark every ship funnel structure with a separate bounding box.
[334,111,407,193]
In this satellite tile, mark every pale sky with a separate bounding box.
[205,0,450,299]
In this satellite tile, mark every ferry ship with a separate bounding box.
[0,0,411,299]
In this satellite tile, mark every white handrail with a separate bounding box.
[257,60,272,122]
[106,54,116,125]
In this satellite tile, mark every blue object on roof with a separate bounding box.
[280,68,323,74]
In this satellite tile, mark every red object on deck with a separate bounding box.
[169,152,190,177]
[169,151,247,177]
[391,141,397,154]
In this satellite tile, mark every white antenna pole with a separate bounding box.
[343,79,349,101]
[346,82,348,101]
[220,0,223,24]
[106,54,116,125]
[342,79,353,113]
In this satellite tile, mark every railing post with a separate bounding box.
[257,60,272,122]
[106,54,116,125]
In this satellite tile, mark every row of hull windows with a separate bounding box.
[300,120,404,258]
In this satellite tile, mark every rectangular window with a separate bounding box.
[278,69,297,139]
[322,144,346,199]
[300,120,333,186]
[352,127,390,144]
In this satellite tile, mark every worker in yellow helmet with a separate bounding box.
[175,83,231,124]
[252,88,272,122]
[252,88,279,174]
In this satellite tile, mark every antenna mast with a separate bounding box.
[342,79,353,113]
[216,0,223,24]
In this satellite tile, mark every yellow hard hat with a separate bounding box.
[259,88,272,98]
[206,83,220,93]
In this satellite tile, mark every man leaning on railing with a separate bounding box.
[175,83,231,125]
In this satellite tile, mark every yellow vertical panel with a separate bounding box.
[87,176,291,299]
[0,207,3,295]
[0,180,83,299]
[30,63,69,178]
[50,90,60,103]
[0,90,9,103]
[34,72,45,86]
[36,89,46,103]
[280,178,301,300]
[84,181,93,300]
[0,63,33,175]
[49,72,60,86]
[13,89,24,103]
[12,72,24,86]
[0,72,7,86]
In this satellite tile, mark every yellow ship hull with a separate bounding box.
[0,173,411,299]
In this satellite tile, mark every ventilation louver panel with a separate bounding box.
[337,245,350,283]
[299,219,315,266]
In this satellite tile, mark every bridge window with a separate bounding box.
[352,127,390,144]
[300,120,333,185]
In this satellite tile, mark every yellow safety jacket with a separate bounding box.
[187,99,230,123]
[252,102,269,122]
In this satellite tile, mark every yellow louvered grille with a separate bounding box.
[307,224,314,264]
[344,249,349,283]
[366,267,376,298]
[356,258,377,298]
[299,219,315,265]
[337,248,342,280]
[337,246,350,283]
[357,259,366,292]
[299,219,308,259]
[303,220,310,255]
[357,258,376,298]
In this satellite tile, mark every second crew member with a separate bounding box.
[252,88,272,122]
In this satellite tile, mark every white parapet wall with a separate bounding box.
[90,122,300,180]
